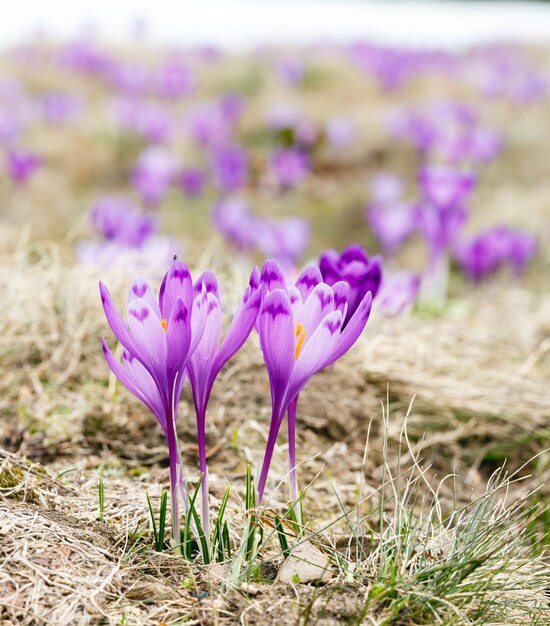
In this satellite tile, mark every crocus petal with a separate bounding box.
[249,265,261,290]
[295,266,322,301]
[159,259,193,319]
[194,270,220,302]
[258,289,294,412]
[122,349,167,432]
[127,298,168,381]
[195,293,222,361]
[127,275,161,318]
[286,310,343,406]
[211,286,261,381]
[260,259,286,293]
[332,281,350,319]
[325,291,372,366]
[101,337,166,429]
[189,288,209,356]
[99,281,138,355]
[300,283,335,336]
[165,297,192,383]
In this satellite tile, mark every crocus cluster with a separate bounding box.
[100,254,375,542]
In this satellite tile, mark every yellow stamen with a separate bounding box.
[161,318,167,332]
[294,322,307,360]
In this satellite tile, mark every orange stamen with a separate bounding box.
[294,322,306,360]
[161,319,167,332]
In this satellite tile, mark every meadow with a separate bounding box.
[0,38,549,625]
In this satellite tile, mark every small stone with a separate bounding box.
[277,541,332,584]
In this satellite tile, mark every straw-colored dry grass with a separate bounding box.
[1,41,550,625]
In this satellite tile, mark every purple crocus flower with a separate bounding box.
[269,148,310,189]
[6,149,41,185]
[415,164,476,306]
[257,217,311,271]
[367,173,416,254]
[276,57,305,85]
[256,260,373,512]
[113,99,175,144]
[454,226,537,282]
[377,271,421,316]
[90,196,157,247]
[187,270,261,530]
[212,198,258,250]
[154,59,194,99]
[210,144,249,192]
[186,101,234,149]
[40,92,83,124]
[100,259,209,545]
[212,198,310,269]
[180,167,205,198]
[319,244,382,327]
[132,147,178,207]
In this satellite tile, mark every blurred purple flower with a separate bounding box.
[257,217,310,269]
[6,149,41,184]
[113,99,175,144]
[90,196,157,247]
[180,167,205,198]
[367,173,416,254]
[132,147,178,206]
[376,271,421,316]
[154,60,194,99]
[186,101,235,149]
[454,226,537,282]
[40,92,84,124]
[212,198,310,268]
[269,148,310,189]
[210,144,249,192]
[319,244,382,326]
[212,198,258,250]
[276,57,305,85]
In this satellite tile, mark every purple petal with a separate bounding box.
[101,337,166,431]
[332,281,350,319]
[300,283,335,336]
[159,259,193,319]
[326,291,372,366]
[100,281,137,354]
[127,275,161,318]
[260,259,286,293]
[295,265,322,301]
[211,286,261,381]
[165,297,192,383]
[127,299,168,381]
[286,310,343,404]
[258,289,294,411]
[193,270,220,302]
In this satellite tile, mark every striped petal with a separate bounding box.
[295,265,322,301]
[325,291,372,366]
[258,289,294,413]
[159,259,193,319]
[127,298,168,384]
[286,310,343,403]
[127,275,161,318]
